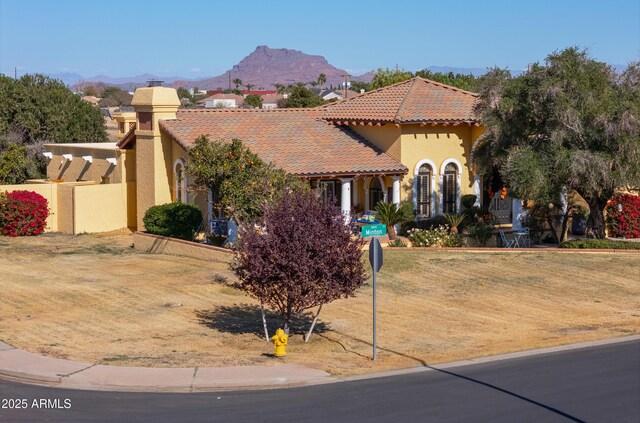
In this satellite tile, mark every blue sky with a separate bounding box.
[1,0,638,78]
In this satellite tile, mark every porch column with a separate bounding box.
[364,177,371,211]
[391,176,401,206]
[340,178,352,222]
[472,175,481,207]
[512,198,523,230]
[352,177,359,210]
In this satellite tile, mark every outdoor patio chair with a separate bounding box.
[499,230,516,248]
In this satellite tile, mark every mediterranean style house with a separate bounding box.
[1,77,523,234]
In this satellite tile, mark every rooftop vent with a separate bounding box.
[147,79,164,87]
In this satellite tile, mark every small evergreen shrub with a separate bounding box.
[143,203,202,240]
[387,238,407,247]
[466,220,495,247]
[605,194,640,239]
[559,239,640,250]
[0,190,49,237]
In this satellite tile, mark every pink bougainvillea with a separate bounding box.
[0,190,49,237]
[605,193,640,239]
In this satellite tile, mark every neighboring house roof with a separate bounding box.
[261,93,284,104]
[323,77,479,124]
[81,96,101,106]
[196,93,246,105]
[159,109,407,177]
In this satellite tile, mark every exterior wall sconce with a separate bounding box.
[42,152,53,159]
[106,158,117,166]
[62,154,73,161]
[82,155,93,164]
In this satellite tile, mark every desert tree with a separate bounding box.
[473,48,640,239]
[232,190,366,340]
[186,135,303,222]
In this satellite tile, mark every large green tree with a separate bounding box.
[473,48,640,238]
[186,136,304,222]
[0,74,107,144]
[0,74,107,184]
[276,83,325,108]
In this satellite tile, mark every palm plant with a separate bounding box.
[375,202,413,240]
[444,213,465,233]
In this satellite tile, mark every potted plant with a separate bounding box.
[570,206,589,235]
[375,202,413,240]
[444,213,465,234]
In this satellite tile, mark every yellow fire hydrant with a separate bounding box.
[271,328,288,357]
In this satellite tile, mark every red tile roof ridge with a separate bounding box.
[176,108,321,114]
[412,76,479,97]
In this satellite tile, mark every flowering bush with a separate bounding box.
[0,190,49,237]
[408,225,463,247]
[605,193,640,238]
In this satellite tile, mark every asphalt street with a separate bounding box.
[1,339,638,423]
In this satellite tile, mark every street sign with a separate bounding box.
[362,223,387,238]
[369,236,383,361]
[368,237,383,272]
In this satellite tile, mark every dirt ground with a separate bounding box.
[1,232,639,376]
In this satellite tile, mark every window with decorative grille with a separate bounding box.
[417,164,432,217]
[443,163,458,214]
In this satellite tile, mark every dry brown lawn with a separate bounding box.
[1,232,639,376]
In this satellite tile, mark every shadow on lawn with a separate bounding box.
[195,304,329,337]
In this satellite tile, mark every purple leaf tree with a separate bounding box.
[232,190,365,339]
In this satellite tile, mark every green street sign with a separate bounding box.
[361,224,387,238]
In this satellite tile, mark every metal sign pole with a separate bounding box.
[372,237,377,361]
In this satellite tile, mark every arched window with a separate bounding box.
[416,163,432,217]
[370,177,385,209]
[442,163,458,213]
[174,159,187,203]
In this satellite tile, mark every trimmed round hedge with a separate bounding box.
[143,202,202,240]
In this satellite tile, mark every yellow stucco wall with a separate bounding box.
[1,181,134,234]
[350,124,401,161]
[0,182,59,232]
[73,183,132,233]
[400,124,475,192]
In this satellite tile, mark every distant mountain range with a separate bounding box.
[49,45,627,92]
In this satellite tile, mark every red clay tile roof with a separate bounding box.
[323,77,479,124]
[159,109,407,177]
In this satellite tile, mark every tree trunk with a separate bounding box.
[284,304,292,335]
[586,200,607,239]
[559,208,570,243]
[260,301,269,342]
[304,304,323,342]
[387,225,396,240]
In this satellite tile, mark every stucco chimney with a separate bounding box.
[131,86,180,230]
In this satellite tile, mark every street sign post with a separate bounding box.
[368,237,383,360]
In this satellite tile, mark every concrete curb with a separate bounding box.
[339,334,640,383]
[1,335,638,392]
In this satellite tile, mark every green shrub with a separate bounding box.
[559,239,640,250]
[387,238,407,247]
[461,194,477,210]
[466,220,495,247]
[143,203,202,240]
[408,225,462,247]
